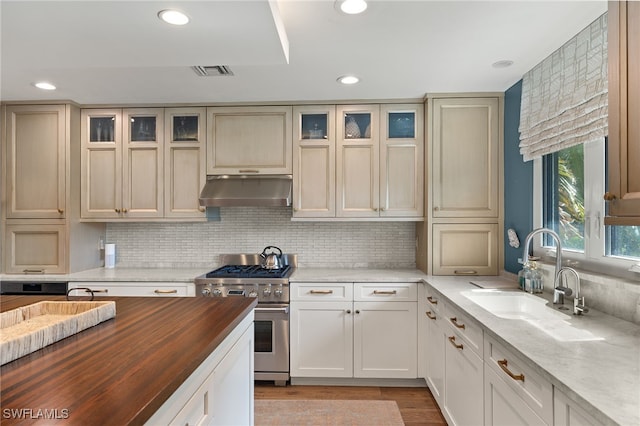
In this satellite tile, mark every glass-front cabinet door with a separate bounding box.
[293,106,336,218]
[81,109,123,219]
[380,104,424,218]
[123,108,164,218]
[337,105,380,218]
[164,108,206,219]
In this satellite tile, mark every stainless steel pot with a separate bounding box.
[260,246,283,270]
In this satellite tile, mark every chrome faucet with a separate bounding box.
[555,267,588,315]
[522,228,563,290]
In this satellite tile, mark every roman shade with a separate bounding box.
[519,13,608,161]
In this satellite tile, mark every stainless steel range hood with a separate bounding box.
[199,175,292,207]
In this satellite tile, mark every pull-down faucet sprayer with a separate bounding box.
[522,228,563,290]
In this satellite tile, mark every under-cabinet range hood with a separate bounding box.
[199,175,292,207]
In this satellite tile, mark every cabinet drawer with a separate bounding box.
[354,282,416,301]
[291,282,352,301]
[443,303,483,356]
[71,282,191,297]
[484,335,553,425]
[424,285,444,314]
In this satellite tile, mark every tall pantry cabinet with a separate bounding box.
[1,103,104,274]
[417,95,504,275]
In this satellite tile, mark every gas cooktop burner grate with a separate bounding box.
[205,264,292,279]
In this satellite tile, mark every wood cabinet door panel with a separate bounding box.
[607,1,640,221]
[295,145,335,217]
[338,145,379,217]
[353,301,417,378]
[432,223,498,275]
[4,223,66,274]
[6,105,66,219]
[290,301,353,377]
[207,106,292,174]
[432,98,499,218]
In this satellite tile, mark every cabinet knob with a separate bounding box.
[122,208,128,213]
[57,208,64,214]
[198,207,205,212]
[373,208,379,212]
[115,208,121,213]
[346,309,352,314]
[603,192,617,201]
[355,310,360,314]
[433,206,440,211]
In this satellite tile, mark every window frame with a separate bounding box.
[533,138,640,280]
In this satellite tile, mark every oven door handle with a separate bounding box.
[255,306,289,314]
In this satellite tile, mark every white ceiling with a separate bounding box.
[1,0,607,105]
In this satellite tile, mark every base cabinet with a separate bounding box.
[553,388,603,426]
[485,366,546,426]
[290,282,417,379]
[145,314,254,426]
[70,282,195,297]
[424,290,445,406]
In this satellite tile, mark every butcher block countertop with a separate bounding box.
[0,295,256,425]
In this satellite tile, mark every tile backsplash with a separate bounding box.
[106,207,417,269]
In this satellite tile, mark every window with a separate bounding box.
[540,139,640,275]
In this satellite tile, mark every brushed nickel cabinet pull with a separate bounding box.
[454,270,478,275]
[448,336,463,350]
[239,169,259,173]
[427,296,438,305]
[87,289,108,293]
[450,317,466,329]
[497,359,525,382]
[425,311,436,320]
[310,289,333,295]
[154,289,178,294]
[373,290,397,295]
[23,269,45,274]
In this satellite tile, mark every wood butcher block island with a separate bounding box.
[0,295,257,425]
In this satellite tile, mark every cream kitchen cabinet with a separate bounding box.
[292,105,336,217]
[484,335,553,426]
[164,108,206,219]
[432,223,499,275]
[606,1,640,224]
[4,105,67,219]
[553,388,603,426]
[2,103,105,274]
[207,106,292,175]
[290,282,417,379]
[69,281,195,297]
[293,103,423,220]
[423,288,445,407]
[145,313,254,426]
[442,303,484,426]
[81,108,164,220]
[423,95,503,275]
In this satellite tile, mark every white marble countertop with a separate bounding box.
[424,276,640,426]
[289,267,428,282]
[0,267,210,283]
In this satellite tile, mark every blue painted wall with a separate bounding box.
[503,80,533,273]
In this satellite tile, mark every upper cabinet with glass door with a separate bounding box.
[293,106,336,218]
[380,104,424,218]
[164,108,206,219]
[606,1,640,224]
[80,108,164,220]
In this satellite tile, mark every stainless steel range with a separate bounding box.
[195,253,296,386]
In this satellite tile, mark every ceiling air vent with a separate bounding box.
[192,65,234,77]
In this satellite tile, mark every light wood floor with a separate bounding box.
[255,382,447,426]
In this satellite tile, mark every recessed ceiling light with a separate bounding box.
[34,82,56,90]
[492,60,514,69]
[337,75,360,85]
[335,0,368,15]
[158,9,190,26]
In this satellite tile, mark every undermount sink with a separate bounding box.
[461,289,571,321]
[461,289,604,342]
